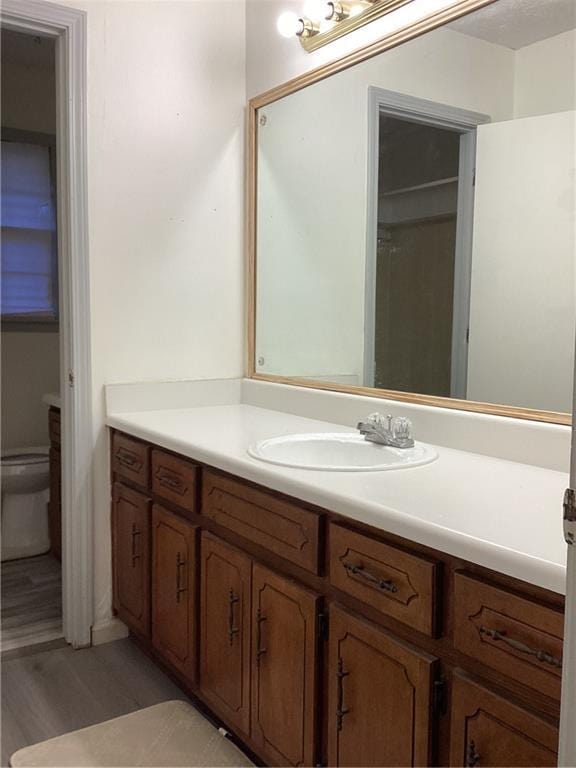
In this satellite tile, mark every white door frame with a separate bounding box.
[1,0,93,648]
[364,86,489,395]
[559,355,576,765]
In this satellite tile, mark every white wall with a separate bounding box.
[256,28,514,381]
[1,32,60,451]
[1,333,61,449]
[50,0,246,631]
[467,110,576,412]
[514,29,576,119]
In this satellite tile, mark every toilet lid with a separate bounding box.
[2,453,48,466]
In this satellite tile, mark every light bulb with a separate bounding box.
[276,11,304,38]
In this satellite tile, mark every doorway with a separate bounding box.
[375,117,461,397]
[1,0,92,650]
[364,87,487,398]
[0,28,62,652]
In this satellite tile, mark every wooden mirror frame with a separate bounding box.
[246,0,572,427]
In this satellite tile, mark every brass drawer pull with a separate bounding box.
[117,448,141,470]
[479,626,562,669]
[343,561,398,594]
[336,658,350,731]
[176,552,187,603]
[256,608,267,665]
[228,589,240,645]
[156,469,182,491]
[131,524,141,567]
[466,740,480,767]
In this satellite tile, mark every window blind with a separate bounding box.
[1,140,58,320]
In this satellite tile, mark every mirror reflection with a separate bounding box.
[255,0,576,415]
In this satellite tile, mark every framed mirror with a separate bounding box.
[247,0,576,424]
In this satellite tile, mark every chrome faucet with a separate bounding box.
[357,413,415,449]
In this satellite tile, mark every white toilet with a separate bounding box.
[1,447,51,562]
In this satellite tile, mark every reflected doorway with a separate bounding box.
[365,89,485,399]
[375,118,460,397]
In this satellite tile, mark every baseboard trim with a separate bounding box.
[91,617,129,646]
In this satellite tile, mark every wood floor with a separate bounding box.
[1,554,63,652]
[1,638,189,767]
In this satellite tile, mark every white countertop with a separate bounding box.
[107,403,568,595]
[42,392,61,409]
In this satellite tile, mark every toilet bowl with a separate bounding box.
[1,447,51,562]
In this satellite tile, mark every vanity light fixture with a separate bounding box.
[277,0,414,52]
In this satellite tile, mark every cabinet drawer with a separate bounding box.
[152,450,198,517]
[112,432,150,490]
[49,407,61,445]
[329,523,439,636]
[453,572,563,700]
[202,471,320,573]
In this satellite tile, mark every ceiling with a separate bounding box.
[1,28,55,70]
[449,0,576,49]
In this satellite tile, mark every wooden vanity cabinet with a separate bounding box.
[110,429,564,768]
[449,674,558,767]
[152,505,198,682]
[48,446,61,560]
[327,605,435,767]
[48,407,61,560]
[112,482,151,638]
[200,533,252,735]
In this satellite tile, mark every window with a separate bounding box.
[1,137,58,323]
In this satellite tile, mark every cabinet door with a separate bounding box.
[327,605,435,767]
[449,673,558,767]
[152,504,198,682]
[251,563,319,767]
[112,483,151,637]
[200,533,252,735]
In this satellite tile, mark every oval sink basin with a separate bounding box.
[248,432,438,472]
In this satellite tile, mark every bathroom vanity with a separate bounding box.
[108,0,575,760]
[109,407,565,768]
